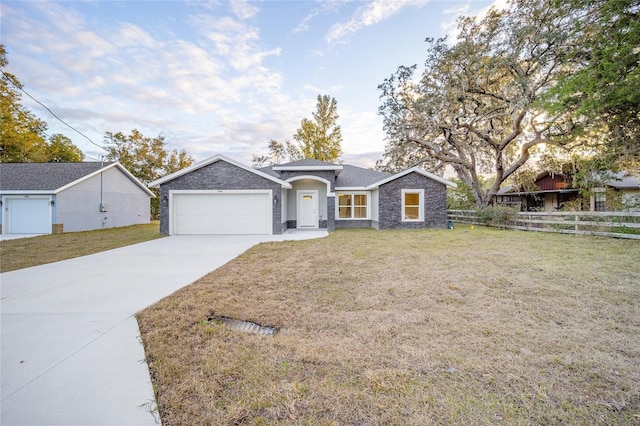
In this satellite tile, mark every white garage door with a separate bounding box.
[173,192,272,235]
[6,197,51,234]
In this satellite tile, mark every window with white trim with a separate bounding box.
[337,193,368,219]
[402,189,424,221]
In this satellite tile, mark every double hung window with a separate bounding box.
[338,193,368,219]
[402,189,424,221]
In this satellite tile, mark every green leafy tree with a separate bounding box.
[446,178,478,210]
[104,129,194,217]
[1,45,86,163]
[0,44,48,162]
[47,134,84,162]
[543,0,640,166]
[294,94,343,162]
[252,139,296,167]
[253,95,343,166]
[378,0,584,208]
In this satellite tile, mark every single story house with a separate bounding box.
[495,172,579,212]
[149,154,456,235]
[590,171,640,211]
[495,171,640,212]
[0,162,153,235]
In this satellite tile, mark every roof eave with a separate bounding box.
[149,154,292,189]
[0,190,56,195]
[335,187,370,191]
[366,167,457,189]
[272,165,344,175]
[54,162,155,197]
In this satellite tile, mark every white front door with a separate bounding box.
[297,191,318,228]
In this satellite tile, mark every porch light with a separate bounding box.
[50,200,55,206]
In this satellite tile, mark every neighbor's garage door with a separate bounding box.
[6,197,51,234]
[173,192,272,235]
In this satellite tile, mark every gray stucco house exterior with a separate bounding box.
[0,162,153,235]
[149,154,456,235]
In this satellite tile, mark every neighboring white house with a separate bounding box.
[590,171,640,212]
[0,162,154,235]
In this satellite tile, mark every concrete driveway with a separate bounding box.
[0,231,327,425]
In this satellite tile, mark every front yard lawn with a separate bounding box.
[137,227,640,425]
[0,222,162,272]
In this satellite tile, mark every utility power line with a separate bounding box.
[1,70,106,152]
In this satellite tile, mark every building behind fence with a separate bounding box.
[448,209,640,240]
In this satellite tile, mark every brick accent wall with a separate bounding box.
[158,160,283,235]
[335,219,372,229]
[327,196,336,231]
[377,172,448,229]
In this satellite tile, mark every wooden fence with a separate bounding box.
[447,210,640,240]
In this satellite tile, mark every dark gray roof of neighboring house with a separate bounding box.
[497,185,516,195]
[336,164,390,187]
[0,162,114,191]
[604,172,640,189]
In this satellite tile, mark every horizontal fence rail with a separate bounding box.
[448,210,640,240]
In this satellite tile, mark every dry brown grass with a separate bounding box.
[0,222,162,272]
[137,227,640,425]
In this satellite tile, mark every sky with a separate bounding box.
[1,0,502,168]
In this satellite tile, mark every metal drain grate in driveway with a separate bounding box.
[207,315,278,336]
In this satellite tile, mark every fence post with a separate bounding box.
[575,214,579,231]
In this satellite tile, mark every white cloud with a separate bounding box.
[230,0,259,20]
[293,1,343,34]
[114,23,160,48]
[339,108,385,165]
[1,1,392,165]
[191,14,281,71]
[325,0,419,44]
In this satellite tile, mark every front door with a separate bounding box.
[297,191,318,228]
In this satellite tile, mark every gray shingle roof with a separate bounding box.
[336,164,390,187]
[257,165,281,178]
[259,162,390,188]
[604,172,640,189]
[0,162,113,191]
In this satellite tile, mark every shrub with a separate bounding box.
[477,206,519,228]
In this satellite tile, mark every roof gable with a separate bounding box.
[0,162,154,196]
[367,167,456,189]
[0,162,108,191]
[148,154,292,188]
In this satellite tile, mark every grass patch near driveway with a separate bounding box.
[137,227,640,425]
[0,222,162,272]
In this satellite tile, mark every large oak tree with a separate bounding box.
[378,0,588,208]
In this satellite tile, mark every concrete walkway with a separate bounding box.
[0,231,327,425]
